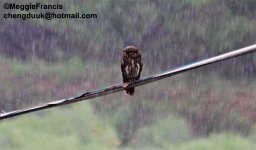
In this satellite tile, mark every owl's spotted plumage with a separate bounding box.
[121,46,143,95]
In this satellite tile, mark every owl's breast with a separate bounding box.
[124,59,141,80]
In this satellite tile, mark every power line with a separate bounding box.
[1,44,256,120]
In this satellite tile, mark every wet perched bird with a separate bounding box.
[121,46,143,95]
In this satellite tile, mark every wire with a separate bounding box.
[1,44,256,120]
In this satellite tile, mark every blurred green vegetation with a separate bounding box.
[0,103,120,150]
[1,104,256,150]
[0,0,256,149]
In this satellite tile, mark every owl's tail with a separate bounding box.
[125,87,134,95]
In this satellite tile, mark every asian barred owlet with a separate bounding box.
[121,46,143,95]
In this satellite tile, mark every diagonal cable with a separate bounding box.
[1,44,256,120]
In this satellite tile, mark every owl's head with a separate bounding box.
[123,46,139,54]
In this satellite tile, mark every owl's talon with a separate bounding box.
[123,82,130,88]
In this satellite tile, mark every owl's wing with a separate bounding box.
[121,60,128,83]
[136,55,143,80]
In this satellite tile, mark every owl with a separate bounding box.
[121,46,143,95]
